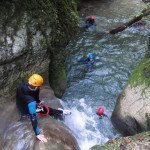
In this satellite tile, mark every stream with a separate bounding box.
[62,0,150,149]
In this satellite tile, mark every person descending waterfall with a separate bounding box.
[85,15,96,30]
[16,74,71,143]
[96,107,108,119]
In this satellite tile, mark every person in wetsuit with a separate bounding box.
[85,51,95,71]
[16,74,71,143]
[85,15,96,29]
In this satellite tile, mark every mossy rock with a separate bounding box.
[91,132,150,150]
[129,58,150,88]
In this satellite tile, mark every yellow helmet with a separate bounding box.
[28,74,43,87]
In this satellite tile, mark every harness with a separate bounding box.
[36,103,50,117]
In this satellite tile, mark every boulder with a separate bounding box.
[111,58,150,136]
[0,86,79,150]
[2,117,79,150]
[91,132,150,150]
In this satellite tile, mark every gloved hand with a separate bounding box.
[63,109,71,115]
[36,134,48,143]
[36,106,44,113]
[40,100,44,104]
[58,108,71,115]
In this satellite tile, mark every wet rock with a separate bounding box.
[137,136,145,141]
[2,117,79,150]
[142,0,150,3]
[90,132,150,150]
[0,0,79,105]
[111,84,150,136]
[39,86,62,109]
[106,139,116,144]
[111,56,150,136]
[143,66,150,78]
[0,86,79,150]
[123,137,132,144]
[119,143,126,150]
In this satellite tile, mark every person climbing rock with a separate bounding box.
[16,74,71,143]
[85,15,97,29]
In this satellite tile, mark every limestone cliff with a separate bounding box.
[0,0,79,105]
[0,86,80,150]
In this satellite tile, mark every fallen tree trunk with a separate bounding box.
[109,7,150,34]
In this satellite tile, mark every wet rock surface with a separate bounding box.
[0,0,79,104]
[91,132,150,150]
[111,57,150,136]
[1,86,79,150]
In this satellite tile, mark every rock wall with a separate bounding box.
[111,38,150,136]
[0,0,79,105]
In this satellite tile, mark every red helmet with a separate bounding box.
[90,16,95,21]
[97,107,104,116]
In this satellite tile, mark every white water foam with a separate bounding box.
[63,98,108,150]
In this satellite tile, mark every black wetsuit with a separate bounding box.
[16,83,63,135]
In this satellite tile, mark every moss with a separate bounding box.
[91,132,150,150]
[51,67,66,88]
[128,36,150,89]
[145,36,150,58]
[49,48,68,97]
[128,58,150,87]
[23,0,79,96]
[0,0,79,103]
[40,37,47,49]
[145,113,150,130]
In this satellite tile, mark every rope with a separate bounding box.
[37,103,50,117]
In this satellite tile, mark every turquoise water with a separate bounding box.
[62,0,150,149]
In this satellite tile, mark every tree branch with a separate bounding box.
[109,7,150,34]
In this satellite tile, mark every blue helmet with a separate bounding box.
[87,53,93,59]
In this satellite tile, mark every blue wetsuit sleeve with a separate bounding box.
[93,22,97,26]
[85,18,89,24]
[85,18,90,28]
[28,101,40,135]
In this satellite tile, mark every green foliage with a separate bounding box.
[40,38,47,49]
[129,58,150,87]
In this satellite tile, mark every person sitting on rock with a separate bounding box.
[85,15,97,29]
[16,74,71,143]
